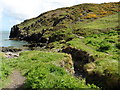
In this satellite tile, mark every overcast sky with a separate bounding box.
[0,0,119,31]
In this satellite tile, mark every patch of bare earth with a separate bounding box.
[2,70,26,90]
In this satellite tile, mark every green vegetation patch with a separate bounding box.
[0,55,12,89]
[2,51,98,88]
[25,64,91,88]
[82,14,118,29]
[67,29,120,87]
[73,14,118,36]
[6,2,119,89]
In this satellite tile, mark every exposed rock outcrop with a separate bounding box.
[9,25,21,39]
[62,46,94,77]
[5,52,19,58]
[1,47,22,52]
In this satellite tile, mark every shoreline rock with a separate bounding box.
[5,52,19,58]
[0,46,22,53]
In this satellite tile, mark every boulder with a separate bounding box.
[5,52,19,58]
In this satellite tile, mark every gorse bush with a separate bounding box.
[83,13,97,19]
[84,30,118,52]
[97,41,111,52]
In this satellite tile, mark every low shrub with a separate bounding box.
[25,64,97,88]
[116,43,120,49]
[0,63,11,80]
[97,42,111,52]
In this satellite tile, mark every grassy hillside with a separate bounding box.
[9,2,119,43]
[1,51,98,89]
[2,2,119,89]
[49,13,120,88]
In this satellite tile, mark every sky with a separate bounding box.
[0,0,119,31]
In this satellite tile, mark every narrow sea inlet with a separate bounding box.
[0,31,28,47]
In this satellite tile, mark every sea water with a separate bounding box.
[0,31,28,47]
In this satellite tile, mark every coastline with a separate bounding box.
[0,30,28,48]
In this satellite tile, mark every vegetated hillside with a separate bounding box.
[6,2,120,89]
[9,2,119,43]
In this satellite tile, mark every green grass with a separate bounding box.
[4,51,70,74]
[66,38,95,54]
[25,63,89,88]
[4,2,119,89]
[72,13,118,36]
[82,14,118,29]
[0,52,5,57]
[94,59,119,75]
[2,51,98,88]
[0,54,12,89]
[67,29,120,83]
[65,28,119,88]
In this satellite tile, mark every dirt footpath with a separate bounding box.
[3,70,26,90]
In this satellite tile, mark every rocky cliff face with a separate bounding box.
[9,2,119,44]
[9,25,20,39]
